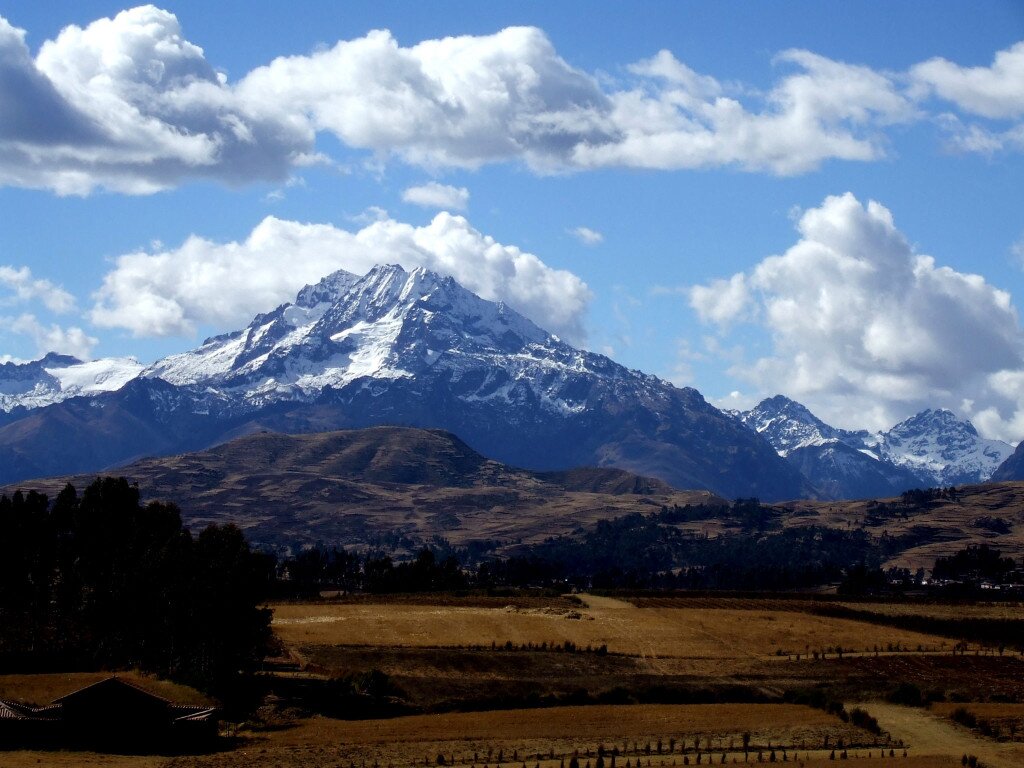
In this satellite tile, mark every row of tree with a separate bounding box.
[0,478,272,690]
[277,498,887,593]
[277,500,1024,596]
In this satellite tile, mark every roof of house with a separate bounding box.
[53,676,176,706]
[173,707,218,722]
[0,700,29,720]
[0,699,60,722]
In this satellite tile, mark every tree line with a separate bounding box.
[0,477,272,691]
[277,499,1024,597]
[277,499,886,594]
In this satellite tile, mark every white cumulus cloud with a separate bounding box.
[401,182,469,210]
[0,265,76,312]
[690,192,1024,438]
[568,226,603,245]
[91,213,591,343]
[0,7,309,194]
[912,41,1024,120]
[689,273,751,326]
[7,7,1019,195]
[2,313,96,359]
[574,49,916,175]
[912,41,1024,156]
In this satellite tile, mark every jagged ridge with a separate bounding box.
[0,266,810,500]
[736,395,1013,497]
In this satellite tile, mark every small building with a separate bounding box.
[0,676,218,752]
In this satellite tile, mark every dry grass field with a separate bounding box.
[4,594,1021,767]
[167,703,927,767]
[272,594,957,660]
[852,602,1024,621]
[931,702,1024,741]
[624,596,1024,623]
[0,751,169,767]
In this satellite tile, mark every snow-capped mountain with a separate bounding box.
[4,265,1011,502]
[0,352,143,414]
[143,264,559,410]
[0,266,809,500]
[733,395,870,456]
[879,408,1013,486]
[735,395,1013,497]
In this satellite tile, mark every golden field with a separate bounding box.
[4,594,1024,768]
[272,594,957,659]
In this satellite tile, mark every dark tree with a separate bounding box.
[0,477,272,690]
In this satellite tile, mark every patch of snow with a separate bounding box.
[0,356,144,412]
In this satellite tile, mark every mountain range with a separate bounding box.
[0,265,808,500]
[730,395,1013,499]
[0,264,1018,501]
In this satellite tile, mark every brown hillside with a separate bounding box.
[1,426,718,550]
[7,427,1024,566]
[780,481,1024,570]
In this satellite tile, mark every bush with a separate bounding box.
[951,707,978,728]
[849,707,881,734]
[887,682,925,707]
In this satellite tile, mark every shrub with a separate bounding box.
[950,707,977,729]
[849,707,881,734]
[887,682,925,706]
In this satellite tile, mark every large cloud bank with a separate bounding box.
[2,6,1021,194]
[690,193,1024,440]
[90,213,591,343]
[0,7,309,194]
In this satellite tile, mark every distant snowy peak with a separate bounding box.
[738,394,867,456]
[737,397,1013,487]
[0,353,143,413]
[879,408,1013,485]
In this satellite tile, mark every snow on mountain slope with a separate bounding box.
[735,394,869,456]
[143,263,607,416]
[736,396,1014,491]
[0,352,143,413]
[879,408,1013,486]
[0,263,810,499]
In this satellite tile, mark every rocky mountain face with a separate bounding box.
[734,396,1013,498]
[0,265,809,500]
[879,408,1012,486]
[991,440,1024,482]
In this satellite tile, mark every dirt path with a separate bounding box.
[866,701,1024,768]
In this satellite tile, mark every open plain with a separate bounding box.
[4,593,1023,767]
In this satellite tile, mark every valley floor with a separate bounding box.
[3,594,1022,768]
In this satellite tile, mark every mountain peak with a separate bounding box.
[878,406,1007,485]
[739,395,849,456]
[735,395,1014,496]
[146,263,554,399]
[888,408,979,440]
[294,268,359,308]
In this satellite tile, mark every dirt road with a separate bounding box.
[866,701,1024,768]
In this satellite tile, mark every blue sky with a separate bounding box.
[2,2,1024,437]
